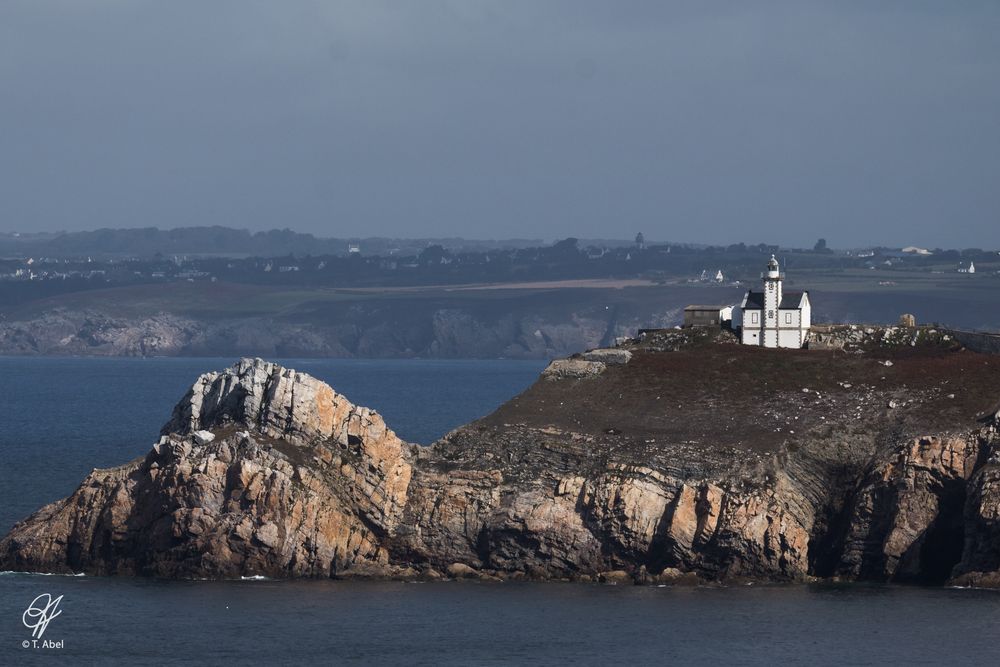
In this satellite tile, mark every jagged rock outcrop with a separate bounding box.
[541,358,606,380]
[0,359,413,578]
[4,333,1000,585]
[580,348,633,365]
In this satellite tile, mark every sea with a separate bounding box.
[2,357,1000,665]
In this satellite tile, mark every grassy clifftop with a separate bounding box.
[474,326,999,457]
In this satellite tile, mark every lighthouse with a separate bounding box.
[738,255,811,348]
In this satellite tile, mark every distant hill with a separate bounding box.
[0,226,545,258]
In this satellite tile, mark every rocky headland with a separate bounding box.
[0,282,705,359]
[3,326,1000,586]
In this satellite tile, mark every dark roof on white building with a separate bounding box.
[779,291,808,309]
[684,304,729,311]
[743,291,765,309]
[742,290,808,310]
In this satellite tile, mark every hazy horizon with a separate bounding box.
[2,223,996,252]
[2,2,998,248]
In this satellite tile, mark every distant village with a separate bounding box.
[0,233,996,331]
[1,234,995,285]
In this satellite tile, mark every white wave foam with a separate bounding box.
[0,570,85,577]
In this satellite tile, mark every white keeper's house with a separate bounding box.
[738,255,811,348]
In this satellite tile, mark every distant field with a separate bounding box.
[784,266,996,291]
[11,268,999,329]
[8,282,325,320]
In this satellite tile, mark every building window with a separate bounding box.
[784,312,792,324]
[751,312,759,324]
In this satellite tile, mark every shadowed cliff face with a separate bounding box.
[0,284,711,359]
[3,332,1000,584]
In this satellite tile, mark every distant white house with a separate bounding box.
[737,256,811,349]
[697,269,726,283]
[958,261,976,274]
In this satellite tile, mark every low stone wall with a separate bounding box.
[944,329,1000,355]
[807,325,1000,355]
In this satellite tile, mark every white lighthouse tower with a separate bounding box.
[762,255,782,348]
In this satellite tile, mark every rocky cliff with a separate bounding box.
[4,329,1000,585]
[0,283,702,359]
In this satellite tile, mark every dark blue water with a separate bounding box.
[3,577,1000,666]
[2,357,1000,665]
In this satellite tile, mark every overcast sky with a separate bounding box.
[1,1,998,248]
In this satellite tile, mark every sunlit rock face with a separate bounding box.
[0,358,413,578]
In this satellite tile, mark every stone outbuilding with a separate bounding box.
[683,305,733,328]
